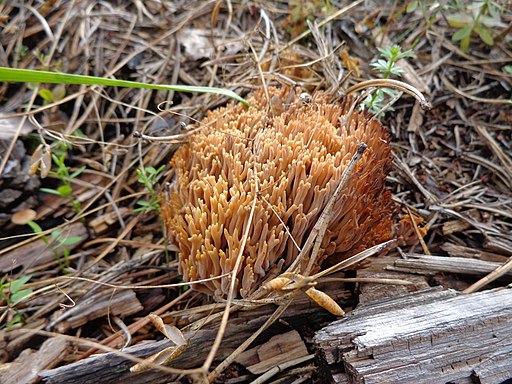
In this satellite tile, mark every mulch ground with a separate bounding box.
[0,1,511,383]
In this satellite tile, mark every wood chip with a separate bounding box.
[391,254,512,278]
[56,289,144,331]
[0,337,69,384]
[235,330,309,374]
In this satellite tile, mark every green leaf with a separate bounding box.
[487,3,500,20]
[475,26,494,45]
[389,65,405,76]
[50,229,63,240]
[376,47,393,60]
[381,88,400,97]
[371,59,389,73]
[446,13,472,28]
[58,235,83,246]
[452,25,473,42]
[10,275,31,293]
[406,1,418,13]
[396,49,415,60]
[134,200,159,213]
[145,166,158,175]
[40,187,62,196]
[460,33,471,52]
[0,67,248,107]
[11,289,32,303]
[467,1,485,10]
[27,220,43,234]
[503,65,512,74]
[39,88,54,102]
[57,184,72,197]
[52,84,66,101]
[69,166,86,179]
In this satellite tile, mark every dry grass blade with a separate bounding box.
[249,354,315,384]
[345,79,432,110]
[463,257,512,294]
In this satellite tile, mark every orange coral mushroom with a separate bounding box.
[161,87,398,298]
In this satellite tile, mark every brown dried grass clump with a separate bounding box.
[162,87,397,298]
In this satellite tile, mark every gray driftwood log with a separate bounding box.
[314,286,512,384]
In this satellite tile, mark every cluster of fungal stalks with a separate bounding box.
[161,87,398,298]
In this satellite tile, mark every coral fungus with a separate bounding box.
[162,87,398,298]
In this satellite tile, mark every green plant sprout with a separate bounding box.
[26,220,83,273]
[446,0,505,52]
[40,142,85,213]
[0,274,33,328]
[0,67,248,106]
[14,44,29,62]
[363,45,415,116]
[135,165,166,213]
[38,84,66,105]
[405,1,444,47]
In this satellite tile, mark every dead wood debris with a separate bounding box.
[315,286,512,384]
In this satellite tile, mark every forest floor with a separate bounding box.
[0,1,511,383]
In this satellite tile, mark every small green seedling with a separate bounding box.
[0,274,33,328]
[40,142,85,213]
[27,220,83,273]
[135,165,166,213]
[38,84,66,105]
[364,45,415,116]
[446,0,505,52]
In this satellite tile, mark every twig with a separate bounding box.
[464,257,512,294]
[298,143,367,275]
[249,354,314,384]
[207,303,290,383]
[345,79,432,110]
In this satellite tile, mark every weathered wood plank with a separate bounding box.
[235,330,309,374]
[314,287,512,384]
[0,337,69,384]
[390,253,512,277]
[0,222,87,272]
[56,289,144,331]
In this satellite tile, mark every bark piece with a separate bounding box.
[390,253,512,277]
[0,337,69,384]
[0,222,87,272]
[55,289,144,331]
[314,287,512,384]
[235,330,309,374]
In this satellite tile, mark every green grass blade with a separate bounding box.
[0,67,248,107]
